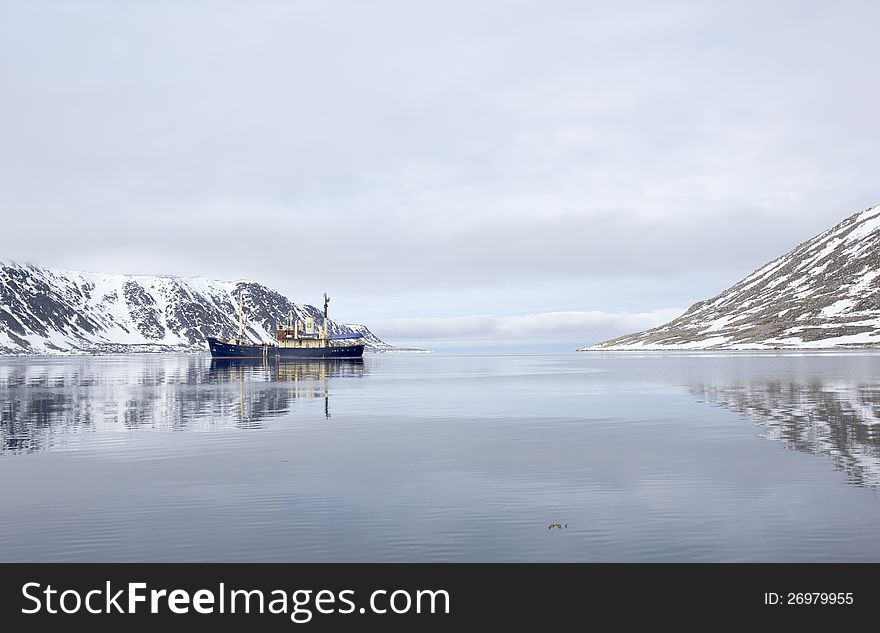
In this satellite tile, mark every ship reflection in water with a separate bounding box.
[692,381,880,489]
[210,358,365,422]
[0,356,365,455]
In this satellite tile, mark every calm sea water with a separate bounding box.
[1,351,880,562]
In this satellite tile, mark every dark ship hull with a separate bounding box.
[207,337,365,359]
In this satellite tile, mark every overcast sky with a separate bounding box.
[1,1,878,349]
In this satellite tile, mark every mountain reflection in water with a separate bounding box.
[692,381,880,489]
[0,357,365,455]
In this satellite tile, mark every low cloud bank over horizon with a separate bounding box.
[371,308,684,349]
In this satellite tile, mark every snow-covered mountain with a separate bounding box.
[587,204,880,350]
[0,262,394,354]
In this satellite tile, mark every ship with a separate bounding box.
[206,292,365,359]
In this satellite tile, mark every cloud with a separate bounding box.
[369,308,684,347]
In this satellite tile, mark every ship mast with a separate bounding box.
[323,293,330,341]
[237,289,247,341]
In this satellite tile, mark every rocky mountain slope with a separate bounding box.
[0,263,394,354]
[587,204,880,350]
